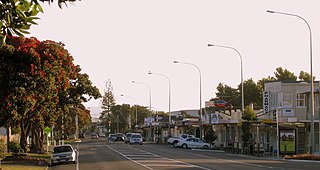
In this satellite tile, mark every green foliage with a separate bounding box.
[0,139,5,159]
[274,67,297,81]
[8,141,23,153]
[242,106,256,121]
[299,71,314,81]
[241,78,262,107]
[100,79,116,123]
[0,0,80,47]
[241,106,256,147]
[204,129,217,144]
[241,122,251,147]
[0,36,99,153]
[215,83,240,108]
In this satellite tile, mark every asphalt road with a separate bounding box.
[49,139,320,170]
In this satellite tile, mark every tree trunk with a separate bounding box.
[30,125,44,153]
[19,121,28,153]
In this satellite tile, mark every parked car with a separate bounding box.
[50,144,77,166]
[115,133,126,142]
[99,133,106,137]
[167,134,195,148]
[91,133,99,139]
[78,133,85,138]
[108,134,116,142]
[129,133,143,145]
[125,133,132,143]
[176,137,210,149]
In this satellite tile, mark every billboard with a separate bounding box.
[280,129,296,154]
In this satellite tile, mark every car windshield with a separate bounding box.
[131,134,142,138]
[53,146,72,153]
[115,133,124,137]
[126,133,132,137]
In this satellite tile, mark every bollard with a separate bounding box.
[232,142,234,154]
[284,145,287,156]
[237,142,240,154]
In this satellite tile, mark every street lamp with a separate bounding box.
[267,10,315,154]
[148,71,172,136]
[207,44,244,113]
[121,94,138,130]
[173,61,203,139]
[132,80,153,140]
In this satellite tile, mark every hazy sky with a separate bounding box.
[29,0,320,114]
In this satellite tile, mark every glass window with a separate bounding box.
[296,94,306,107]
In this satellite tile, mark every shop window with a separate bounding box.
[296,94,306,107]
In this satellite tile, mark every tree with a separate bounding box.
[241,78,262,108]
[241,105,257,149]
[215,82,240,108]
[0,36,99,153]
[0,0,79,46]
[298,71,314,81]
[110,104,131,133]
[204,128,217,145]
[274,67,297,81]
[100,79,116,129]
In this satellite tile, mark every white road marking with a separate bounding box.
[106,145,212,170]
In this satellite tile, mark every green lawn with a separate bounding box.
[1,165,47,170]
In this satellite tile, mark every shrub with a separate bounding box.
[0,139,5,159]
[8,141,23,154]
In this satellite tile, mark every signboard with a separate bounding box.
[211,113,219,124]
[263,91,269,114]
[205,101,215,107]
[280,129,296,154]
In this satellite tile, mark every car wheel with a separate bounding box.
[173,141,178,148]
[182,144,188,149]
[203,145,209,149]
[73,161,76,164]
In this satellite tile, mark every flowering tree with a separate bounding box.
[0,36,100,152]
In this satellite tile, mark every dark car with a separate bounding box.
[125,133,132,143]
[91,133,99,139]
[79,133,85,138]
[115,133,126,142]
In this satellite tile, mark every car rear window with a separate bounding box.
[131,134,142,138]
[53,146,72,153]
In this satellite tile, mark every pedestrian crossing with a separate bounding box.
[106,144,205,170]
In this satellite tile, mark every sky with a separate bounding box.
[29,0,320,117]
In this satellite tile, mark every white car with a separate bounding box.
[176,137,210,149]
[129,133,143,145]
[50,144,77,166]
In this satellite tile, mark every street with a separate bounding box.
[48,139,320,170]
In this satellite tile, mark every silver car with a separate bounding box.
[176,137,210,149]
[50,144,77,166]
[129,133,143,145]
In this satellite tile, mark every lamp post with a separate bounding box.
[207,44,244,113]
[173,61,203,139]
[121,94,138,131]
[267,10,315,154]
[132,80,153,140]
[148,71,172,136]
